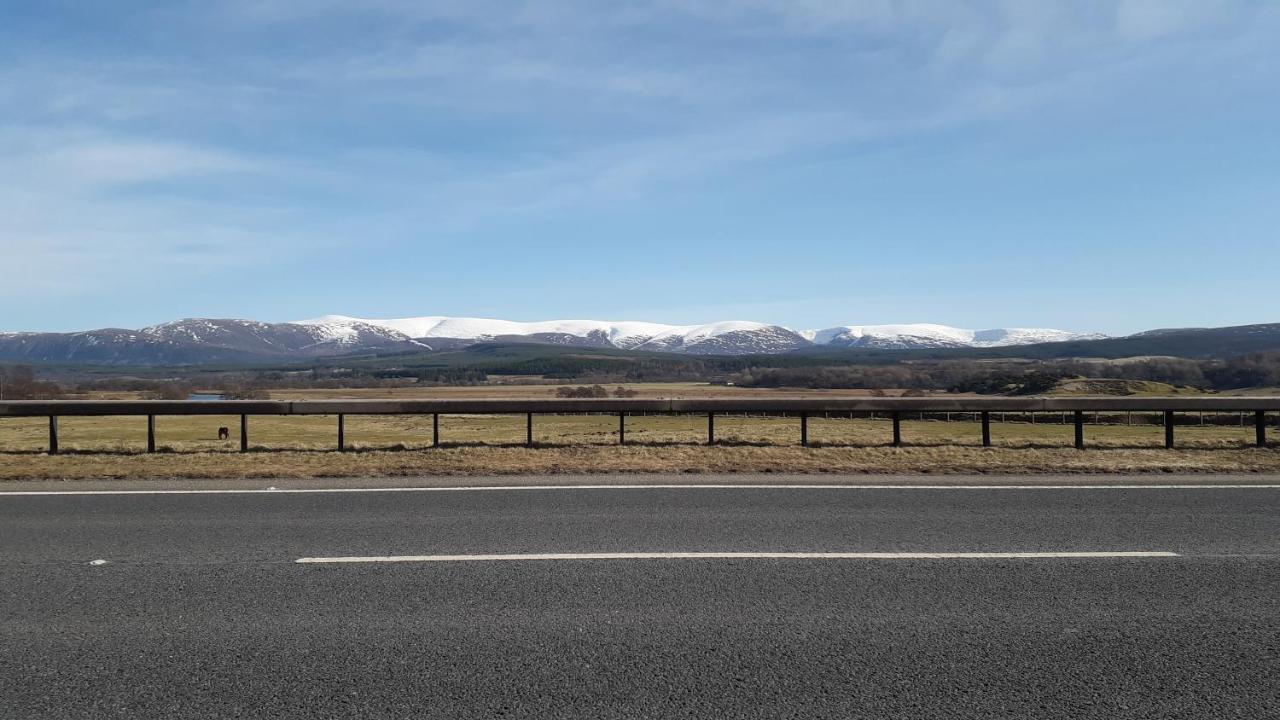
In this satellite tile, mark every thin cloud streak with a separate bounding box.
[1,1,1277,330]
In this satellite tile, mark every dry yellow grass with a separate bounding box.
[1,412,1276,479]
[1,445,1278,480]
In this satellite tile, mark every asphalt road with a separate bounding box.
[2,478,1277,718]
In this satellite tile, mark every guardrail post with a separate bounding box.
[240,414,248,452]
[337,414,345,451]
[707,413,715,445]
[891,412,902,447]
[147,414,156,453]
[526,413,533,447]
[1164,411,1175,449]
[1256,411,1266,447]
[981,411,991,447]
[432,413,439,448]
[800,412,809,447]
[618,412,625,445]
[1073,410,1084,450]
[48,416,58,455]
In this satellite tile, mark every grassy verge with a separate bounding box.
[1,413,1276,479]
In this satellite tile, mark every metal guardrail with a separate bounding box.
[1,397,1277,454]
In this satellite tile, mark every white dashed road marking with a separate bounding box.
[295,551,1180,564]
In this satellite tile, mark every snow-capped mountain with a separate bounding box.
[295,316,814,355]
[300,315,674,349]
[0,314,1107,365]
[0,319,427,366]
[295,315,1102,355]
[144,318,428,353]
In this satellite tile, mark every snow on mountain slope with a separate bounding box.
[295,316,805,354]
[809,324,1105,349]
[298,315,675,348]
[969,328,1107,346]
[287,317,431,349]
[806,324,974,348]
[632,321,810,354]
[0,314,1113,365]
[295,316,1102,354]
[145,318,429,352]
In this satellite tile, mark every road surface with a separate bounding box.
[2,477,1277,718]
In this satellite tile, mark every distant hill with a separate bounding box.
[967,323,1280,360]
[786,323,1280,362]
[0,319,427,366]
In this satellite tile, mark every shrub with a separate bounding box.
[555,385,609,398]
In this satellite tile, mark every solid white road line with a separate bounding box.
[295,551,1180,564]
[2,484,1277,496]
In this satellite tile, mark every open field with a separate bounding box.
[2,412,1277,479]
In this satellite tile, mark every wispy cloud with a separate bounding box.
[2,1,1276,328]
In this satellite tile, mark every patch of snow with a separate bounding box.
[658,320,771,344]
[302,320,361,344]
[811,324,976,346]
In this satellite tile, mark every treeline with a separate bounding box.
[734,365,1044,393]
[7,351,1280,399]
[554,385,640,398]
[1201,353,1280,388]
[487,356,721,382]
[733,352,1280,393]
[32,374,273,400]
[0,365,66,400]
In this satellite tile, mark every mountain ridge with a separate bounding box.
[7,315,1277,367]
[0,314,1102,365]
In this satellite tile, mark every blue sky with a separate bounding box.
[2,1,1277,335]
